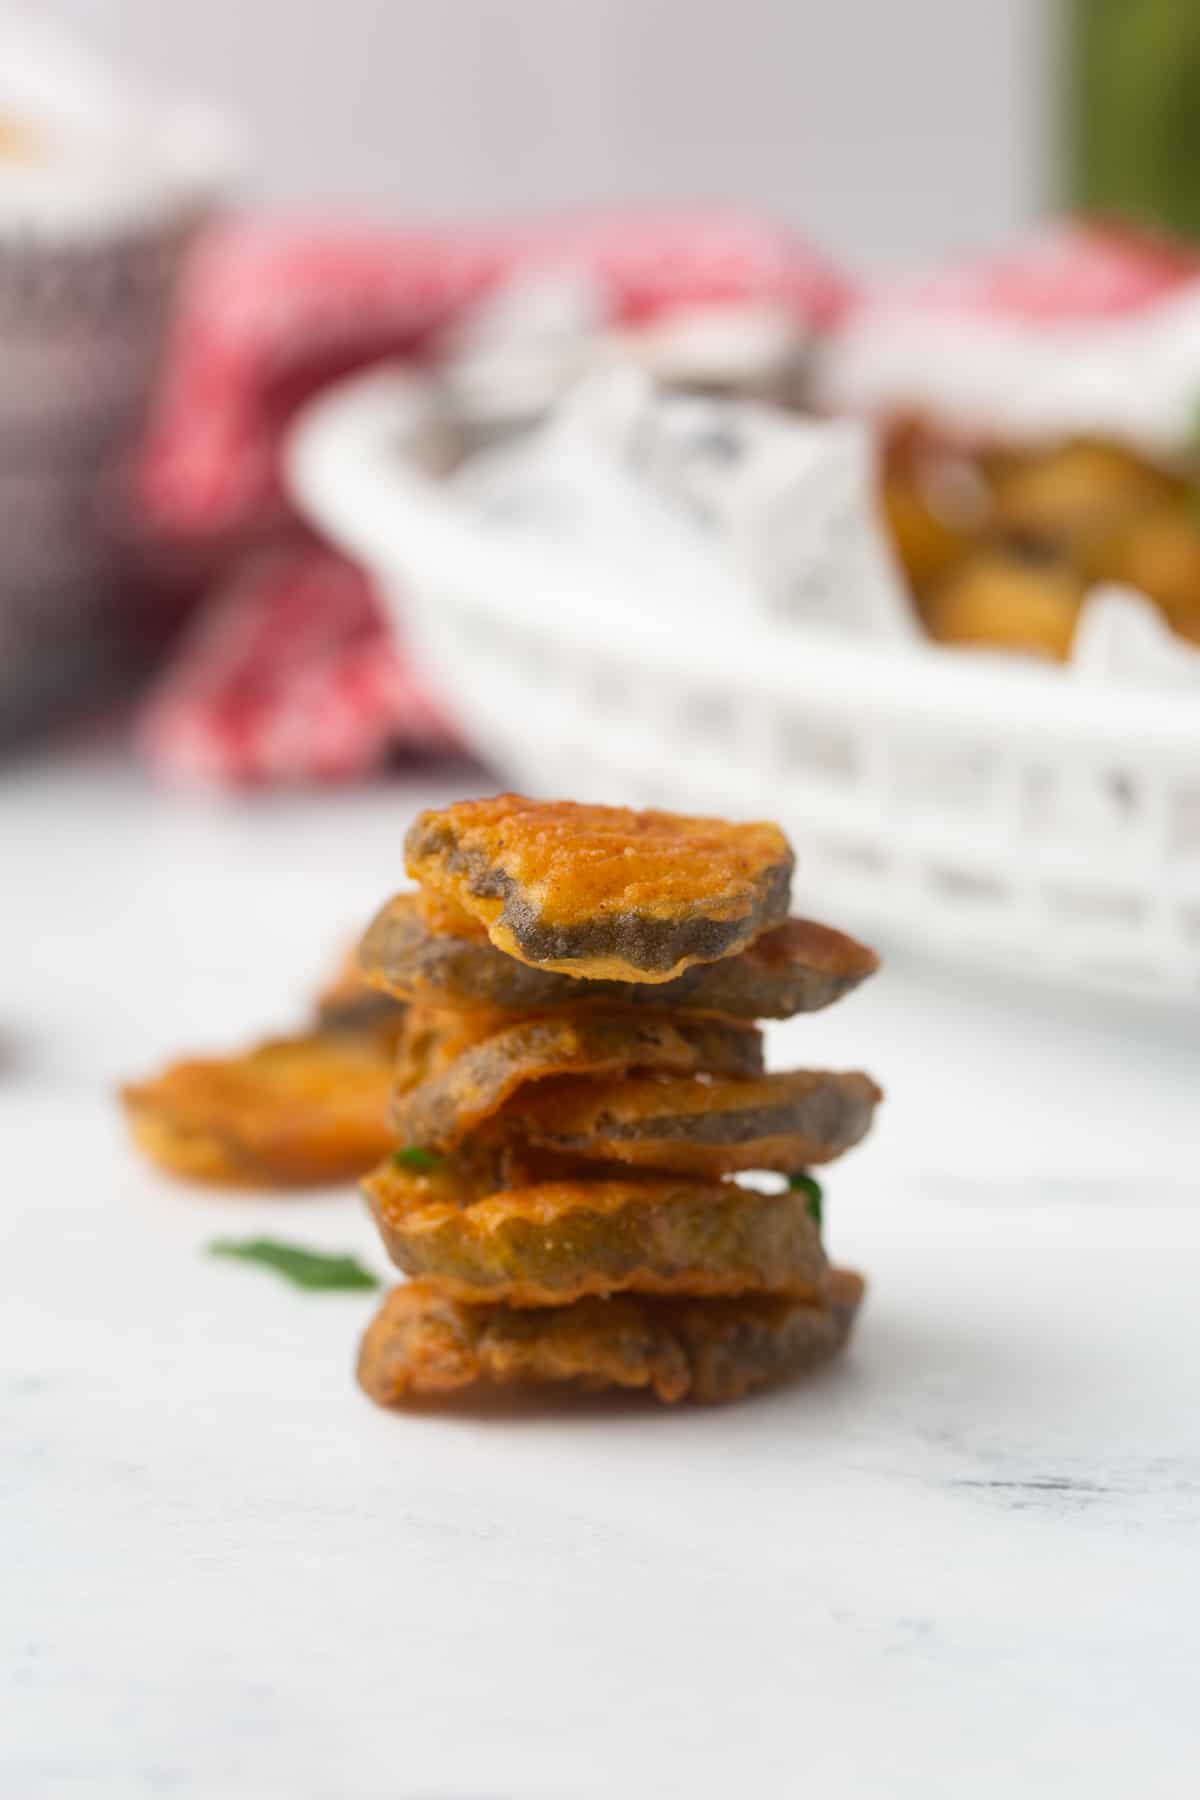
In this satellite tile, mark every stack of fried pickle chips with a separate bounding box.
[355,796,882,1407]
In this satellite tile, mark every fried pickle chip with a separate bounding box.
[504,1068,881,1176]
[404,794,794,981]
[923,542,1084,660]
[363,1158,826,1306]
[122,1032,397,1188]
[359,893,876,1019]
[988,440,1182,555]
[880,456,981,598]
[357,1269,864,1406]
[393,1010,764,1151]
[1088,500,1200,643]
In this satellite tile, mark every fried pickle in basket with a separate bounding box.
[922,541,1085,659]
[360,893,877,1019]
[1088,500,1200,644]
[503,1069,881,1177]
[122,1031,397,1187]
[357,1269,864,1407]
[392,1010,764,1151]
[987,440,1183,556]
[363,1157,827,1305]
[404,795,794,981]
[879,424,989,600]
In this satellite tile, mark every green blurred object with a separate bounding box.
[1069,0,1200,240]
[207,1238,380,1292]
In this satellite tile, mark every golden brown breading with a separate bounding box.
[122,1031,397,1188]
[362,1158,826,1306]
[357,1270,864,1406]
[392,1010,764,1151]
[359,893,878,1019]
[504,1069,881,1177]
[404,795,793,981]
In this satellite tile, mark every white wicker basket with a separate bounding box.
[289,368,1200,1009]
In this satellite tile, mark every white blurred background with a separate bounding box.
[52,0,1053,265]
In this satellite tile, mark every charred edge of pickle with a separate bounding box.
[391,1011,765,1151]
[359,895,877,1019]
[356,1270,864,1407]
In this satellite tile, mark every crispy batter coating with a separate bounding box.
[923,544,1084,659]
[393,1010,764,1151]
[357,1270,864,1406]
[359,893,877,1019]
[122,1031,398,1188]
[404,795,794,981]
[363,1158,826,1305]
[505,1069,881,1176]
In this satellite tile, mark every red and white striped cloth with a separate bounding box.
[824,217,1200,447]
[132,209,851,785]
[870,217,1200,323]
[137,541,459,785]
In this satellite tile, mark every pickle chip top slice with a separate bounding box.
[404,794,794,982]
[357,1271,863,1408]
[360,893,877,1019]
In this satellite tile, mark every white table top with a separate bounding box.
[5,753,1199,1800]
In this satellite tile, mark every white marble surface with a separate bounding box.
[4,753,1199,1799]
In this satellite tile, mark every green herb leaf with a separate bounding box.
[392,1146,444,1172]
[207,1238,380,1291]
[787,1172,823,1229]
